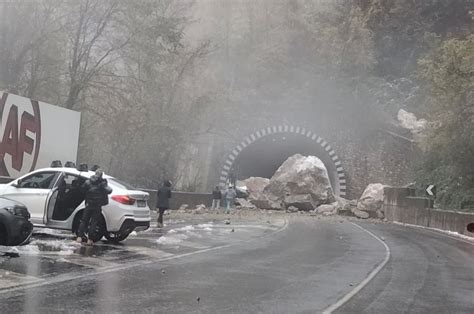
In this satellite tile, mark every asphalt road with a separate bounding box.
[0,215,472,313]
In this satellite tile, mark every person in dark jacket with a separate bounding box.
[76,169,112,245]
[211,186,222,210]
[156,180,172,228]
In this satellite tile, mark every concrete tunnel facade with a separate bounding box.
[219,125,347,197]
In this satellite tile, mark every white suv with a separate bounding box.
[0,167,151,242]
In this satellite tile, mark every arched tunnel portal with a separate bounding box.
[219,126,347,197]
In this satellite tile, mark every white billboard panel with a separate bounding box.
[0,92,81,178]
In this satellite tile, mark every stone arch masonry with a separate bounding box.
[219,125,347,197]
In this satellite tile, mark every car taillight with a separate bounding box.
[111,195,135,205]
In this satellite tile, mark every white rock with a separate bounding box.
[235,198,256,209]
[357,183,387,213]
[242,177,270,196]
[398,109,427,134]
[286,205,299,213]
[316,204,337,214]
[265,154,335,210]
[322,211,335,216]
[353,209,370,219]
[178,204,189,211]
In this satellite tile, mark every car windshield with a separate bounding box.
[107,178,136,190]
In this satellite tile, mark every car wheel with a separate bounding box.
[18,223,33,245]
[0,223,8,245]
[104,230,132,243]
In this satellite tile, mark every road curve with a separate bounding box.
[0,216,472,313]
[336,222,474,314]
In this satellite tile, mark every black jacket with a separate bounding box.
[156,185,172,209]
[212,188,222,200]
[82,175,112,206]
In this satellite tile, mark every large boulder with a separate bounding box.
[242,177,270,201]
[240,177,284,209]
[251,197,283,210]
[284,194,315,211]
[265,154,335,210]
[357,183,387,218]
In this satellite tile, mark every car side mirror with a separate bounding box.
[11,179,21,188]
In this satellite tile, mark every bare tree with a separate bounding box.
[63,0,129,109]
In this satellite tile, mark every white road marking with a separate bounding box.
[322,222,391,314]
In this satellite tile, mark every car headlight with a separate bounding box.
[6,206,30,219]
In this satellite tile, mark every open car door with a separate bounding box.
[44,172,64,227]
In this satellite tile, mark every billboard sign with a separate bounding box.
[0,92,81,178]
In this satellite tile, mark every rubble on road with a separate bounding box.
[316,204,337,215]
[286,206,299,213]
[339,199,357,216]
[353,209,370,219]
[235,198,256,209]
[193,204,207,214]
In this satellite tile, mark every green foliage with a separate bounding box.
[358,0,473,78]
[417,36,474,210]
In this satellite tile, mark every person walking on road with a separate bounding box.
[156,180,172,228]
[212,186,222,210]
[224,185,236,214]
[77,169,112,246]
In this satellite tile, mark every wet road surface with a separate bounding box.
[0,215,473,313]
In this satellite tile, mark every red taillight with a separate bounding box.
[111,195,135,205]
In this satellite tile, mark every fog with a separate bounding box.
[0,0,472,209]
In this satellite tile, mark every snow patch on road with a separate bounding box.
[4,239,79,256]
[7,245,40,255]
[197,223,213,229]
[156,234,188,245]
[185,231,202,238]
[57,250,74,256]
[178,225,195,231]
[31,239,79,251]
[33,228,67,236]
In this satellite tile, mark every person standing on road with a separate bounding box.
[211,186,222,210]
[224,185,236,214]
[77,169,112,246]
[156,180,172,228]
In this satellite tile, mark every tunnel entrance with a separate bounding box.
[219,126,346,196]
